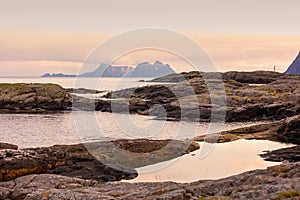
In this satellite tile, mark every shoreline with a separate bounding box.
[0,70,299,198]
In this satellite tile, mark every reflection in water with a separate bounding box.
[0,111,294,182]
[126,139,294,183]
[0,112,265,148]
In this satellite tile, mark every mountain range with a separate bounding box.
[41,61,175,78]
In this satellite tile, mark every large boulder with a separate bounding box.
[0,83,72,112]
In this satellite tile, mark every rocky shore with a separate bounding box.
[1,71,300,199]
[0,162,299,199]
[0,115,299,199]
[194,115,300,144]
[99,71,300,122]
[1,71,299,123]
[0,139,199,182]
[0,83,72,112]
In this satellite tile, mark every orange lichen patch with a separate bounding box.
[0,167,42,181]
[54,161,66,167]
[42,191,50,199]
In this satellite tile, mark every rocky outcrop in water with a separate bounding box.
[261,145,300,162]
[0,143,18,150]
[0,139,199,182]
[151,70,284,84]
[2,71,300,123]
[194,115,300,144]
[98,71,300,122]
[0,162,299,199]
[0,83,72,112]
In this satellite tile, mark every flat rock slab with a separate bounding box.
[0,162,299,199]
[0,142,18,150]
[194,115,300,144]
[0,139,199,182]
[261,145,300,162]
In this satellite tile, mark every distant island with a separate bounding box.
[41,61,175,78]
[41,73,76,77]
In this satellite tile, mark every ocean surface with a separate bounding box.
[0,77,292,182]
[0,77,160,91]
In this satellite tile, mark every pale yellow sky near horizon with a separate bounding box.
[0,0,300,76]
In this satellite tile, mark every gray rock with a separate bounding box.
[0,162,299,199]
[0,142,18,150]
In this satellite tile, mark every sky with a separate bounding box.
[0,0,300,76]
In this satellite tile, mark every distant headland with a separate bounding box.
[41,61,175,78]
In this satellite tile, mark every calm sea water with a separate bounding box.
[0,111,263,148]
[0,77,291,182]
[0,77,159,91]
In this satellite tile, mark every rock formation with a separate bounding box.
[99,71,300,122]
[0,162,299,199]
[285,52,300,74]
[194,115,300,144]
[0,139,199,182]
[0,83,72,112]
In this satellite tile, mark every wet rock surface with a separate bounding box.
[0,139,199,182]
[194,115,300,144]
[65,88,104,94]
[261,145,300,162]
[0,162,299,199]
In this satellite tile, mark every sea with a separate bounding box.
[0,77,294,182]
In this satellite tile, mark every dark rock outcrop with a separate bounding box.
[0,139,199,182]
[194,115,300,144]
[261,145,300,162]
[0,143,18,150]
[150,70,284,84]
[0,83,72,112]
[0,162,299,199]
[2,71,300,123]
[98,71,300,122]
[222,71,283,84]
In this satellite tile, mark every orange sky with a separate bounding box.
[1,1,300,76]
[0,29,299,76]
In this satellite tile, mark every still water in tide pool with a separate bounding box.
[126,139,294,183]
